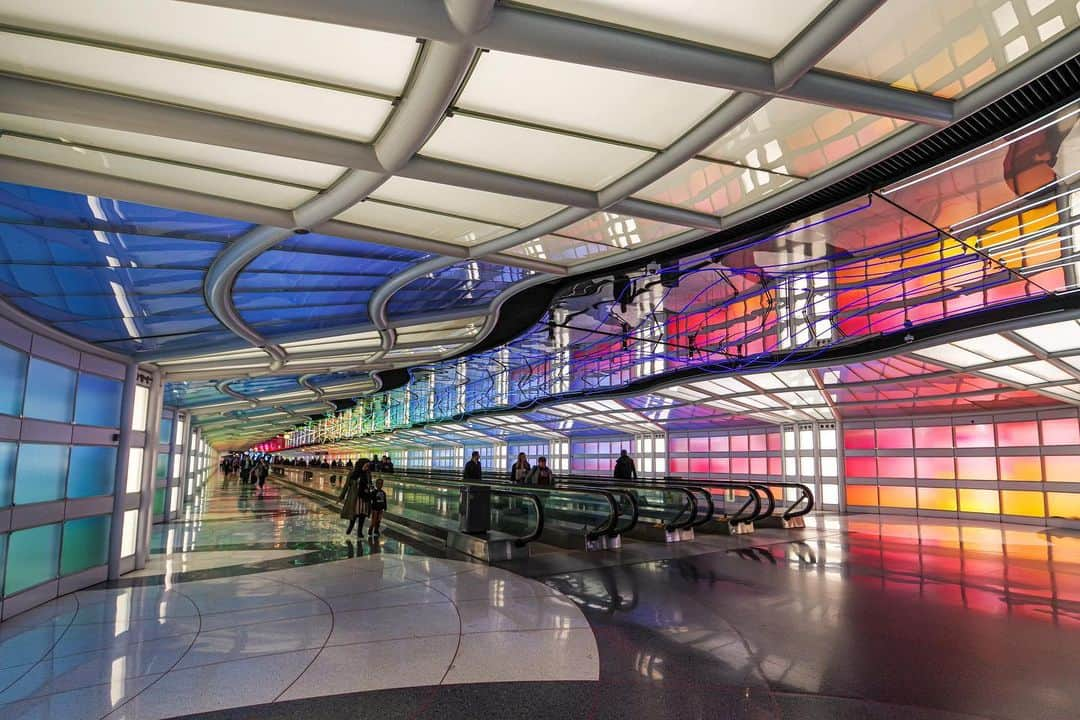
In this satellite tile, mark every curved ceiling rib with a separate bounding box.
[201,0,495,371]
[368,0,885,360]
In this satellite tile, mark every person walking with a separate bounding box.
[510,452,531,483]
[380,455,394,473]
[368,477,387,537]
[526,456,553,486]
[339,459,372,537]
[463,451,482,480]
[256,460,268,494]
[614,449,637,480]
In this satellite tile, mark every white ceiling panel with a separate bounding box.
[336,200,513,245]
[421,115,653,190]
[370,176,562,227]
[634,157,800,216]
[0,32,394,141]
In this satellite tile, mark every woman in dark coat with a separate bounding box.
[339,458,372,537]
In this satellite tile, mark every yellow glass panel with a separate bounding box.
[1001,490,1045,517]
[917,487,957,512]
[878,486,916,508]
[998,456,1043,482]
[958,488,999,514]
[1047,492,1080,520]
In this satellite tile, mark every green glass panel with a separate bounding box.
[153,487,165,515]
[23,358,76,422]
[155,453,169,481]
[0,343,27,416]
[0,442,15,507]
[60,515,111,576]
[0,532,6,595]
[66,446,118,498]
[160,417,174,445]
[5,523,60,596]
[15,444,69,505]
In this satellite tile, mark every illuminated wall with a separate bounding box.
[844,409,1080,525]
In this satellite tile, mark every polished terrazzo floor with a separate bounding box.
[1,476,1078,720]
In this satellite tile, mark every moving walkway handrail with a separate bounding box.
[395,467,625,541]
[277,466,547,547]
[694,478,814,521]
[550,476,705,532]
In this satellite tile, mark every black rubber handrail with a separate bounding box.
[491,489,544,546]
[551,477,702,531]
[394,467,624,541]
[277,467,547,547]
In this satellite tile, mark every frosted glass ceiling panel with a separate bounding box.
[457,50,730,146]
[0,113,344,188]
[558,212,690,249]
[335,200,513,246]
[819,0,1079,98]
[370,176,562,227]
[702,98,909,179]
[504,234,624,265]
[634,158,801,216]
[421,115,653,190]
[0,0,419,94]
[0,135,316,208]
[0,32,393,141]
[520,0,832,57]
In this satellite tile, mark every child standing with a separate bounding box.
[369,477,387,537]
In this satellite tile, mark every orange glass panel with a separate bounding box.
[846,485,879,507]
[955,423,995,448]
[1041,418,1080,445]
[958,488,999,514]
[1047,492,1080,520]
[916,456,955,480]
[996,421,1039,447]
[914,426,953,448]
[1044,455,1080,482]
[844,429,875,450]
[917,487,957,511]
[956,456,997,481]
[1001,490,1045,517]
[998,456,1043,482]
[878,486,916,508]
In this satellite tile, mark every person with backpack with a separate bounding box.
[368,477,387,537]
[526,456,553,486]
[614,449,637,480]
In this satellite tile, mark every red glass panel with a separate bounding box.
[845,456,877,477]
[877,428,913,449]
[690,458,709,473]
[914,426,953,448]
[710,458,729,474]
[768,457,782,475]
[956,456,997,480]
[844,429,875,450]
[669,458,688,473]
[878,456,915,479]
[955,423,995,448]
[766,433,781,451]
[1041,418,1080,445]
[996,421,1039,447]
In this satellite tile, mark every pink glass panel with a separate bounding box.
[689,437,709,452]
[750,457,767,475]
[845,456,877,477]
[1041,418,1080,445]
[710,458,729,474]
[996,421,1039,447]
[732,457,749,474]
[690,458,709,473]
[876,428,913,449]
[877,456,915,479]
[767,433,781,451]
[768,457,782,475]
[1044,455,1080,482]
[956,456,997,480]
[749,434,767,452]
[669,458,689,473]
[955,423,995,448]
[914,426,953,449]
[710,436,729,452]
[731,435,749,452]
[916,456,955,480]
[670,437,689,453]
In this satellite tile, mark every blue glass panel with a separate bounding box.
[247,250,408,274]
[4,523,61,595]
[156,452,169,481]
[74,373,123,427]
[15,443,69,504]
[233,273,387,292]
[60,515,111,575]
[24,358,76,422]
[277,233,426,262]
[67,446,118,498]
[245,305,365,327]
[234,290,374,311]
[0,224,222,268]
[0,342,27,416]
[160,416,174,444]
[0,441,15,507]
[227,377,299,395]
[0,265,205,296]
[0,533,6,595]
